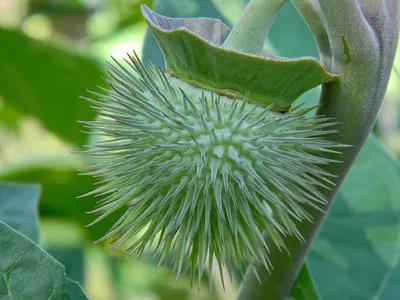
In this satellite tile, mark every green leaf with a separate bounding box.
[0,182,41,243]
[47,247,85,286]
[0,28,104,147]
[142,5,337,111]
[269,1,319,58]
[0,166,122,243]
[343,154,400,300]
[268,1,322,109]
[375,257,400,299]
[0,221,88,299]
[308,135,400,299]
[0,104,22,132]
[289,264,321,300]
[142,0,230,68]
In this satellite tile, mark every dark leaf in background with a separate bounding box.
[0,166,122,243]
[151,284,189,300]
[308,135,400,300]
[47,247,85,286]
[377,257,400,299]
[0,28,104,148]
[380,162,400,299]
[289,264,320,300]
[142,0,230,69]
[268,1,318,58]
[0,104,22,132]
[0,221,88,300]
[0,182,41,243]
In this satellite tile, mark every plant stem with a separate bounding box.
[222,0,286,55]
[237,1,399,299]
[291,0,332,68]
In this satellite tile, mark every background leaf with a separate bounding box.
[269,1,318,58]
[142,0,230,69]
[289,264,320,300]
[0,182,41,243]
[308,135,400,300]
[0,28,104,147]
[48,247,85,286]
[0,220,88,300]
[0,166,122,243]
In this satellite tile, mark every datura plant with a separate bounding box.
[79,0,399,299]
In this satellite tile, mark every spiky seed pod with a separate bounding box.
[80,52,341,288]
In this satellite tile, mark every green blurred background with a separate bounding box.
[0,1,400,299]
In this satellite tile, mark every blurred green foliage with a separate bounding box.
[0,28,102,147]
[0,182,40,242]
[0,0,399,299]
[289,264,320,300]
[0,221,88,299]
[309,136,400,300]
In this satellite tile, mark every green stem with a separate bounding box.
[222,0,286,55]
[236,233,312,299]
[291,0,332,68]
[237,1,399,299]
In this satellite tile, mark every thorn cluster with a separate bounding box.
[80,52,341,289]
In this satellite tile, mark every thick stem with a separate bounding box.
[236,232,313,299]
[237,1,399,299]
[222,0,286,55]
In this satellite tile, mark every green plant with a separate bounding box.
[81,0,399,298]
[0,1,399,299]
[81,52,340,287]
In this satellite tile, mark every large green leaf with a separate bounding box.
[142,0,229,68]
[0,104,21,132]
[0,221,88,299]
[375,245,400,299]
[379,161,400,299]
[142,6,337,111]
[0,182,41,243]
[0,28,104,147]
[47,247,85,286]
[0,166,122,243]
[308,135,400,299]
[289,264,320,300]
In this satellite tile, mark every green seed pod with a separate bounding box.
[78,2,345,290]
[80,52,341,288]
